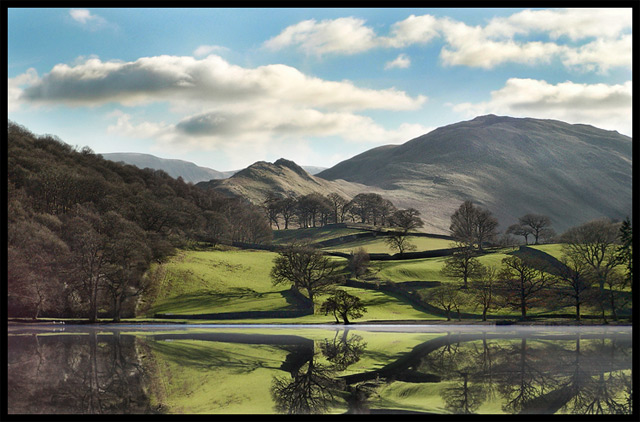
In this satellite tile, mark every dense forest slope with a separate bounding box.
[318,115,632,233]
[7,121,272,320]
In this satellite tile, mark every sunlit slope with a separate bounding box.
[141,248,441,321]
[318,115,632,234]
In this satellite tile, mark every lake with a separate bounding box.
[7,324,633,415]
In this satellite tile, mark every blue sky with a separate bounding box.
[8,7,632,171]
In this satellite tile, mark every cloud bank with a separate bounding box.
[265,8,631,72]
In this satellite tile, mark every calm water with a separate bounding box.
[7,324,633,415]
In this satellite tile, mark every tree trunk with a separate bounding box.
[112,293,122,323]
[482,308,487,321]
[307,288,315,313]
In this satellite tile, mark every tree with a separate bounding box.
[347,193,395,226]
[264,194,282,230]
[469,265,501,321]
[556,254,596,321]
[320,290,367,324]
[474,208,499,252]
[499,256,556,320]
[440,244,485,289]
[450,201,498,251]
[560,218,622,291]
[389,208,424,232]
[616,217,632,286]
[271,243,340,311]
[450,200,477,246]
[518,214,555,244]
[61,206,109,323]
[506,223,533,245]
[102,212,152,322]
[385,232,417,255]
[348,247,370,279]
[279,197,297,230]
[327,193,349,224]
[423,283,468,321]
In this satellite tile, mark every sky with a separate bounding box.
[7,7,633,171]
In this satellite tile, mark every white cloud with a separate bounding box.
[8,68,39,112]
[265,9,631,72]
[264,17,378,56]
[452,78,632,136]
[193,45,228,57]
[69,9,112,31]
[385,54,411,70]
[17,55,426,111]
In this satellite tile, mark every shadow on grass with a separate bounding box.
[148,339,281,373]
[149,288,292,315]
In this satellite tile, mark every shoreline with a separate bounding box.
[7,318,633,327]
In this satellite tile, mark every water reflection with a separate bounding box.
[7,329,157,414]
[6,326,632,415]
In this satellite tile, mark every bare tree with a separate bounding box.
[518,214,555,244]
[556,254,595,321]
[450,200,477,247]
[506,223,533,245]
[423,283,468,321]
[327,193,349,224]
[440,243,484,289]
[450,201,498,251]
[470,265,501,321]
[499,256,556,320]
[560,218,622,291]
[271,243,341,311]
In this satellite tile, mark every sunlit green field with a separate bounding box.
[139,240,626,323]
[142,248,441,321]
[144,249,292,316]
[528,243,566,260]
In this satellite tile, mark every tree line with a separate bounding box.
[271,199,631,323]
[263,192,404,229]
[7,121,272,321]
[429,200,632,322]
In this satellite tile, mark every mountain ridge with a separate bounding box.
[101,152,327,183]
[317,115,632,233]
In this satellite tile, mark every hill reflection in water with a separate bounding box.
[7,325,632,415]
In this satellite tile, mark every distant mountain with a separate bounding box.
[101,152,327,183]
[101,153,228,183]
[317,115,632,234]
[302,165,328,175]
[196,158,383,205]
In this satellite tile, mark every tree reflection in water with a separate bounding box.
[409,332,632,415]
[7,329,156,414]
[7,328,632,415]
[271,330,367,414]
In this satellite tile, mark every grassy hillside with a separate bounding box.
[138,242,627,323]
[141,247,441,321]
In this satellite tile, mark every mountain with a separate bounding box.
[102,152,327,183]
[317,115,632,234]
[101,152,230,183]
[196,158,385,205]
